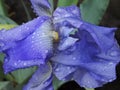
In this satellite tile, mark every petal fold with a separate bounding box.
[1,17,53,73]
[23,63,53,90]
[30,0,53,16]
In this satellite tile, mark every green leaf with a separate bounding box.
[0,61,4,80]
[80,0,110,24]
[0,53,4,62]
[0,81,14,90]
[85,88,95,90]
[49,0,54,10]
[53,77,65,90]
[0,15,17,24]
[0,24,17,30]
[14,84,23,90]
[58,0,78,6]
[0,0,7,16]
[11,67,36,84]
[20,0,32,21]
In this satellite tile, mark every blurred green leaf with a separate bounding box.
[0,53,4,62]
[0,24,17,30]
[85,88,95,90]
[21,0,32,21]
[14,84,23,90]
[49,0,54,10]
[58,0,78,6]
[0,62,4,80]
[53,77,65,90]
[0,81,14,90]
[0,0,7,16]
[11,67,36,84]
[0,15,17,24]
[80,0,110,24]
[0,54,5,80]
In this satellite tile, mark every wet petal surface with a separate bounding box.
[23,63,53,90]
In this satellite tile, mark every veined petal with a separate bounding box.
[51,32,99,66]
[53,5,83,31]
[53,63,77,80]
[53,5,81,21]
[73,69,101,88]
[52,26,120,88]
[58,37,78,51]
[79,22,117,52]
[74,61,117,88]
[0,16,49,51]
[23,63,53,90]
[2,17,54,73]
[30,0,52,16]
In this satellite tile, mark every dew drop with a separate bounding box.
[73,57,76,60]
[55,68,59,72]
[31,40,34,43]
[67,67,70,70]
[18,60,21,62]
[26,27,29,30]
[32,36,35,39]
[109,62,113,65]
[14,63,17,66]
[23,63,27,66]
[44,81,48,85]
[45,50,48,53]
[110,50,119,57]
[0,43,4,47]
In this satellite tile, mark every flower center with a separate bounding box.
[52,31,59,42]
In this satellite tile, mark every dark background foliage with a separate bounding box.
[3,0,120,90]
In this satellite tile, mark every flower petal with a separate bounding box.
[52,27,120,88]
[58,37,78,51]
[30,0,52,16]
[51,31,99,65]
[73,60,117,88]
[53,5,81,21]
[2,17,53,73]
[73,69,101,88]
[23,63,53,90]
[79,22,117,52]
[0,16,49,51]
[53,6,83,31]
[53,63,77,80]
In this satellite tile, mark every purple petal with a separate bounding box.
[53,63,77,80]
[23,63,53,90]
[30,0,52,16]
[1,17,53,73]
[73,61,117,88]
[58,37,78,51]
[53,5,81,21]
[80,22,117,52]
[0,16,49,51]
[52,28,120,88]
[73,69,101,88]
[51,34,99,65]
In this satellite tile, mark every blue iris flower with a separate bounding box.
[0,0,120,89]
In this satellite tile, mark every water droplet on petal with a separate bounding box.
[23,63,27,66]
[55,68,59,72]
[0,42,4,47]
[45,50,48,53]
[67,67,70,70]
[73,57,76,60]
[110,50,119,57]
[109,62,114,65]
[14,63,17,66]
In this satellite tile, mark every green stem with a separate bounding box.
[0,0,8,16]
[21,0,32,21]
[85,88,95,90]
